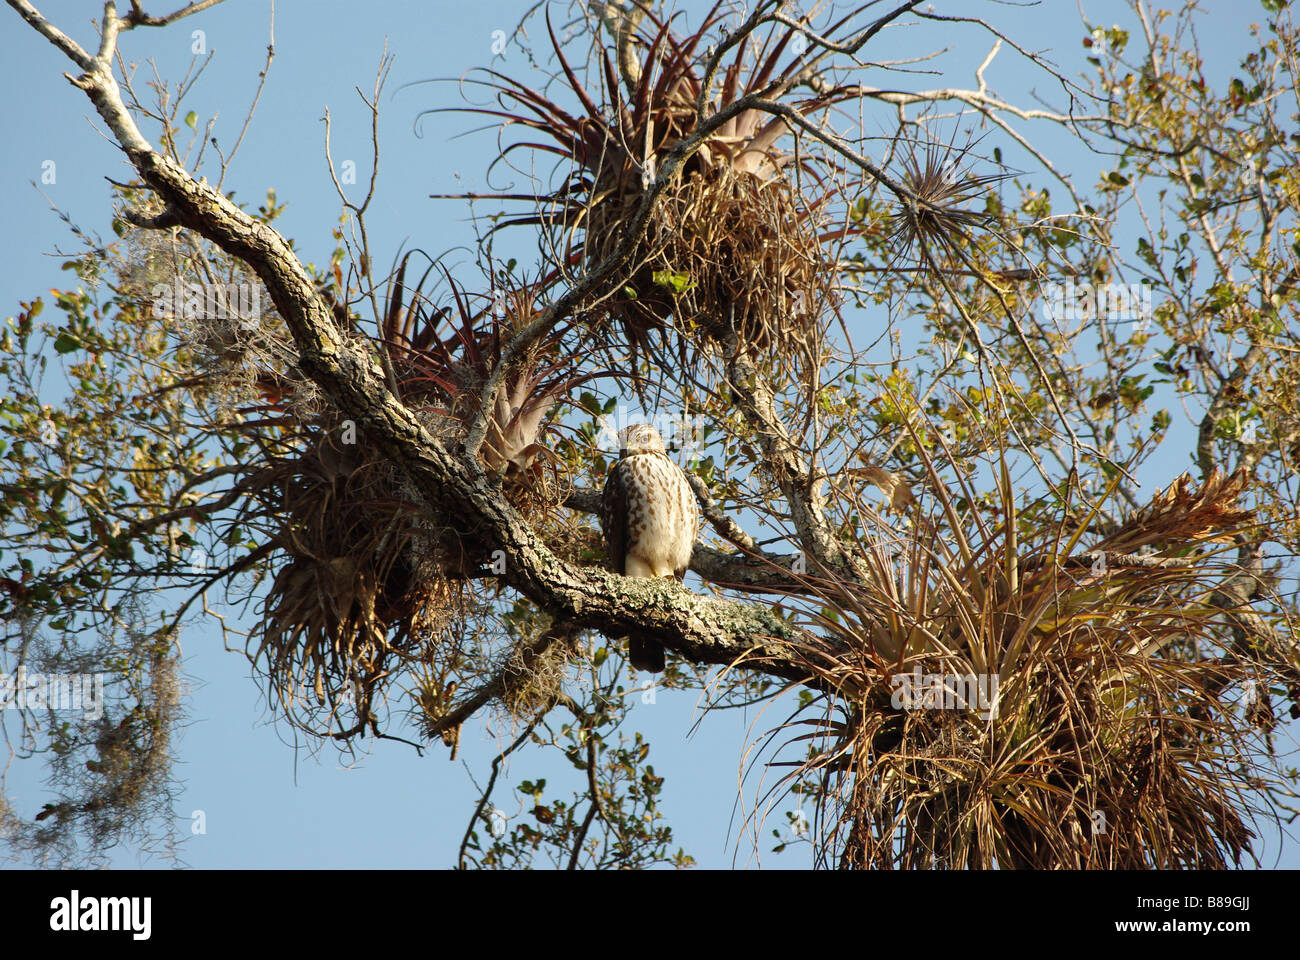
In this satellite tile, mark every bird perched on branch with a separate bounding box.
[600,422,699,673]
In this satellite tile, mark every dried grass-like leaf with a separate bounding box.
[1098,468,1254,555]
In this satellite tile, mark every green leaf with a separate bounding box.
[184,111,198,130]
[53,332,81,354]
[651,269,695,294]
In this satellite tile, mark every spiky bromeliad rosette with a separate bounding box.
[441,6,861,380]
[774,468,1289,868]
[232,264,588,742]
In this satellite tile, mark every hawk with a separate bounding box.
[600,423,699,673]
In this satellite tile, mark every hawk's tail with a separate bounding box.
[629,637,666,674]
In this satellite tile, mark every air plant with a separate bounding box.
[433,3,864,379]
[750,455,1296,868]
[888,137,1008,270]
[380,252,609,506]
[240,254,599,743]
[250,428,456,741]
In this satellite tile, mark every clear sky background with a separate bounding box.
[1,0,1297,869]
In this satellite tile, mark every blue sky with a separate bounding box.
[2,0,1297,869]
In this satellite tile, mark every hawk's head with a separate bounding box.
[619,422,666,457]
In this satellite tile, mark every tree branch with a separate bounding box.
[10,0,832,688]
